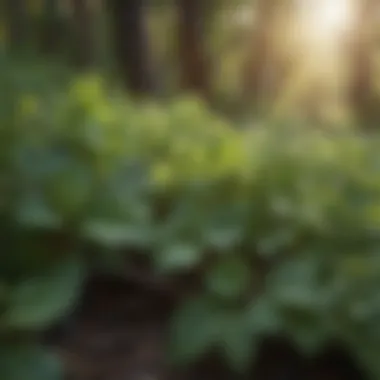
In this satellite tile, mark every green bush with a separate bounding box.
[2,62,380,379]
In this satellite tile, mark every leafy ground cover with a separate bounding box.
[0,60,380,379]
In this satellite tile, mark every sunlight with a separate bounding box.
[264,0,361,124]
[298,0,357,45]
[314,0,354,31]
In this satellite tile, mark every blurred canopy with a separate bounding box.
[1,0,380,125]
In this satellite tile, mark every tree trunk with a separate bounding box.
[71,0,96,69]
[39,0,66,56]
[177,0,211,98]
[106,0,154,95]
[241,0,286,109]
[4,0,30,53]
[349,0,378,126]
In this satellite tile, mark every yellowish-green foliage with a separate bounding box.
[3,63,380,380]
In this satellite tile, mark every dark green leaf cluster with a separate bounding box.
[2,62,380,379]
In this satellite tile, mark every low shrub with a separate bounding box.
[1,62,380,379]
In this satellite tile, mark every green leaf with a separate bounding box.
[203,204,246,249]
[288,322,330,355]
[267,257,327,311]
[247,296,282,334]
[220,310,258,371]
[169,296,221,365]
[205,226,242,250]
[83,219,151,248]
[156,242,202,272]
[206,256,251,299]
[0,344,62,380]
[4,256,85,329]
[14,193,60,229]
[45,165,92,218]
[257,227,297,257]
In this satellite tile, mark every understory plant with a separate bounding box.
[2,60,380,379]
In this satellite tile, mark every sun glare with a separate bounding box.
[317,0,354,31]
[298,0,356,44]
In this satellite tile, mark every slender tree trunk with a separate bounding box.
[106,0,154,95]
[241,0,284,108]
[349,0,378,126]
[71,0,96,69]
[40,0,66,56]
[4,0,30,53]
[177,0,211,98]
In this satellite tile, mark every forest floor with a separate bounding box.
[46,275,366,380]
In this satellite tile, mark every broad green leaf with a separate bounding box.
[288,322,330,355]
[156,242,202,272]
[169,296,221,365]
[204,225,242,250]
[257,227,297,257]
[267,257,327,311]
[203,203,246,249]
[44,166,92,218]
[219,310,258,371]
[247,296,282,334]
[0,344,62,380]
[83,219,151,248]
[14,193,60,229]
[4,256,85,329]
[206,256,251,299]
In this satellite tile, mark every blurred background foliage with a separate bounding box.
[1,0,379,123]
[2,1,380,380]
